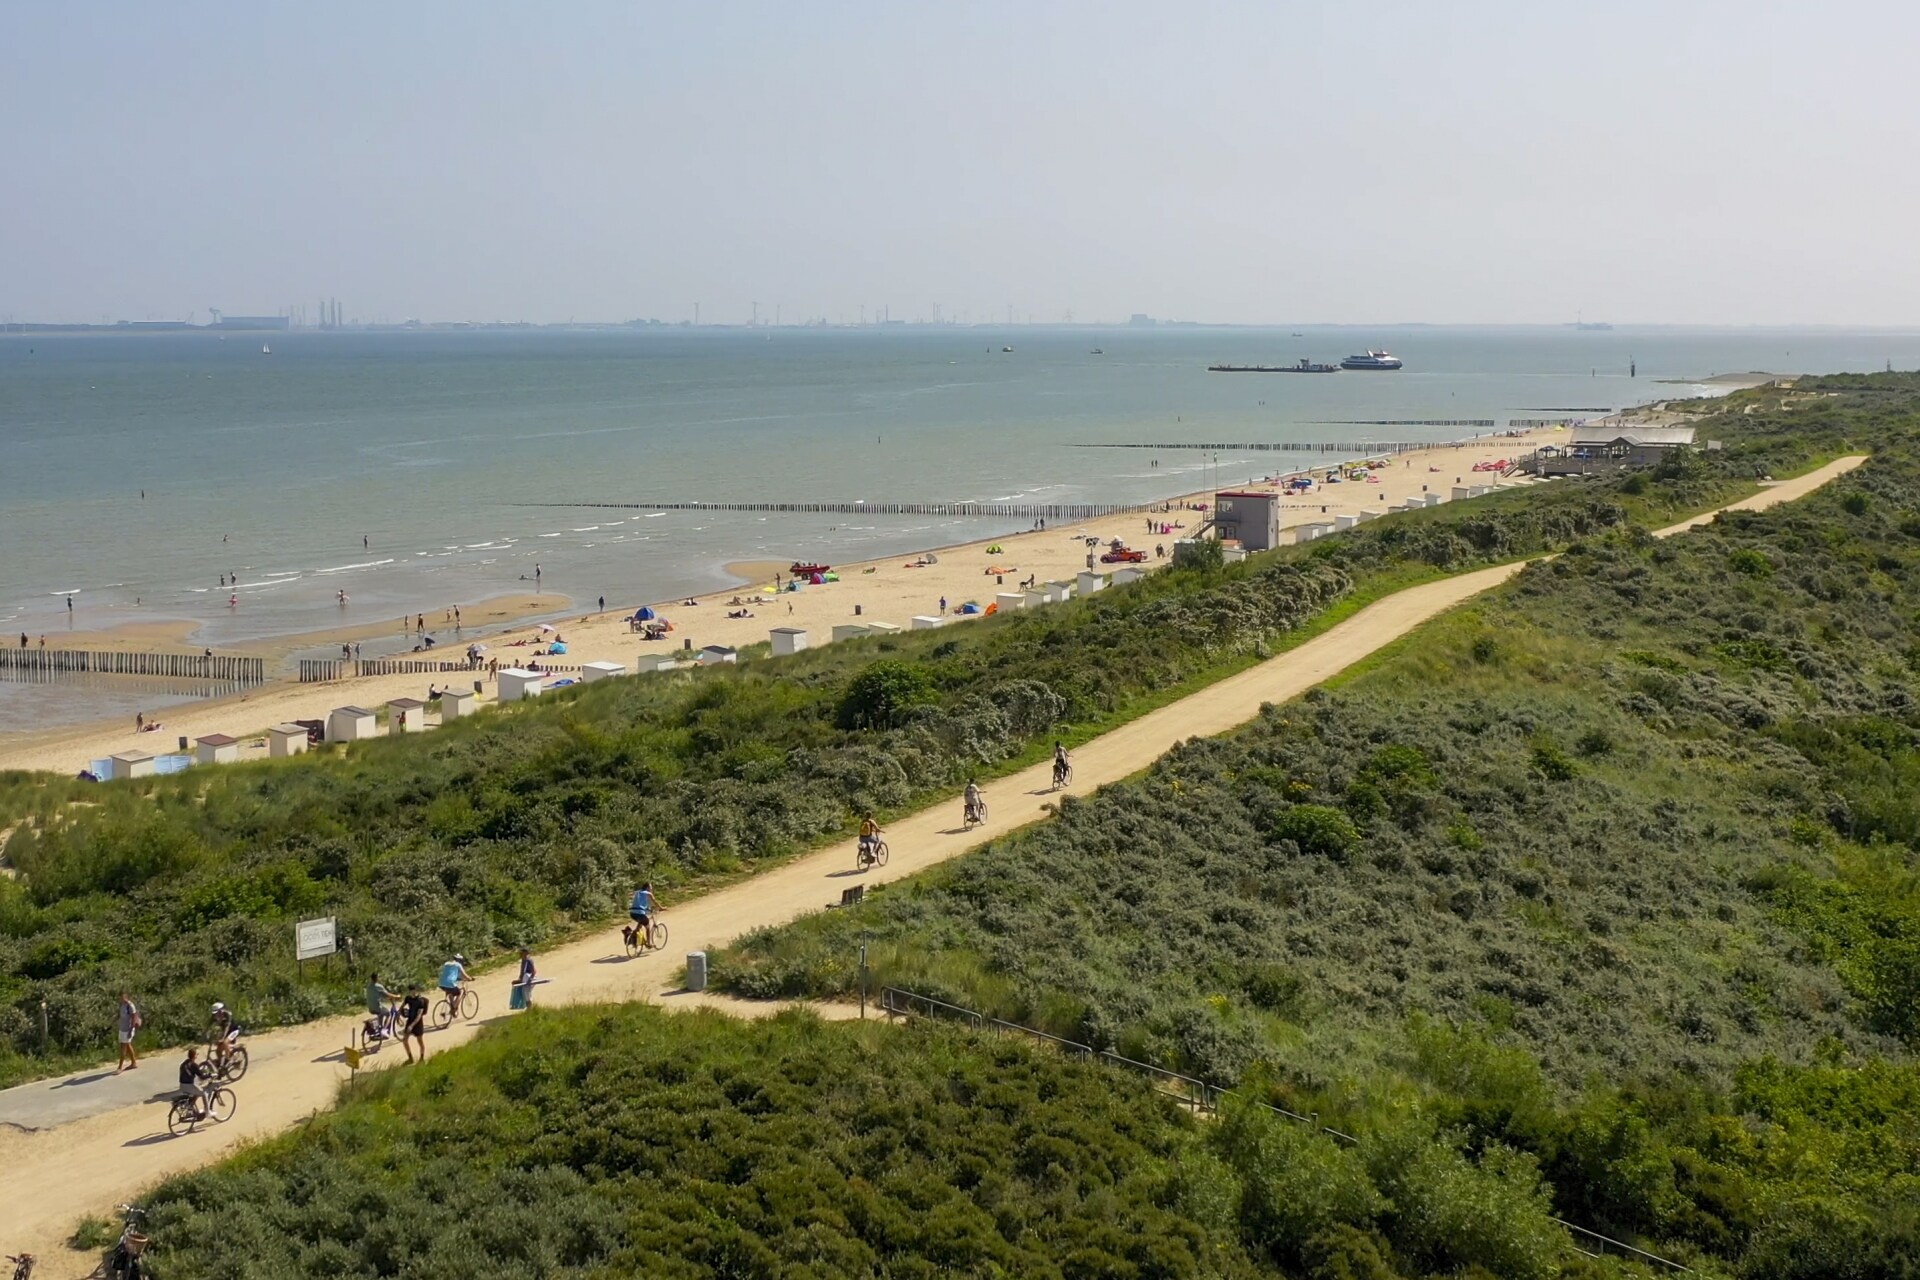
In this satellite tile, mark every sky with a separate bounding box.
[4,1,1919,327]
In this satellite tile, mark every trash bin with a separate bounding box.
[854,604,863,616]
[686,951,708,992]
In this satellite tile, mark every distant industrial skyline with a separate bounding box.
[6,2,1920,326]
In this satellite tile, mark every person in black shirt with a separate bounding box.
[177,1046,209,1119]
[399,984,430,1063]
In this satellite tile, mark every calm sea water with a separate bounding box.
[2,325,1915,733]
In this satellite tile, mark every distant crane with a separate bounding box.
[208,308,222,326]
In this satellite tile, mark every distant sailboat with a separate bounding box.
[261,344,272,355]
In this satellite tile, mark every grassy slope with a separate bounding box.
[133,1004,1630,1280]
[716,377,1920,1276]
[0,425,1810,1087]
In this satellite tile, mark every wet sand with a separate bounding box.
[0,431,1561,775]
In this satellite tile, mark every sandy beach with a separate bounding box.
[0,430,1560,775]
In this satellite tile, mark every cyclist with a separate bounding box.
[438,954,471,1014]
[207,1002,241,1071]
[858,813,882,862]
[176,1045,210,1120]
[365,972,398,1041]
[1053,741,1071,787]
[628,881,660,946]
[964,779,984,824]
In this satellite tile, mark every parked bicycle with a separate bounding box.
[431,986,480,1030]
[95,1204,149,1279]
[621,916,669,957]
[167,1083,236,1137]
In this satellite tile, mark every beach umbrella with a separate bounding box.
[636,606,656,621]
[539,623,557,633]
[810,573,825,585]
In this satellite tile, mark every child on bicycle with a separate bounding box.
[628,882,659,945]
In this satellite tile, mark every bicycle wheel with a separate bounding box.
[221,1044,249,1083]
[166,1100,194,1138]
[874,841,889,867]
[978,803,988,824]
[648,920,669,952]
[206,1087,237,1125]
[459,988,479,1021]
[431,998,454,1031]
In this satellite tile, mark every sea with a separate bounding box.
[3,324,1916,735]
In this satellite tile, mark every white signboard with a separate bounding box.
[296,916,338,961]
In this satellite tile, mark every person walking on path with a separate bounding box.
[510,947,538,1011]
[399,984,429,1063]
[115,992,141,1073]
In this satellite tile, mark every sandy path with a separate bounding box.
[0,434,1561,775]
[0,455,1861,1275]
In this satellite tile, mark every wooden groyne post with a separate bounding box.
[0,648,265,684]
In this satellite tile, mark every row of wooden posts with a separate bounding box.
[0,648,264,684]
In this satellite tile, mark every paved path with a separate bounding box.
[0,455,1864,1276]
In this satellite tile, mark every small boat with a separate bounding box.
[1290,331,1304,337]
[1340,350,1403,370]
[1001,345,1014,353]
[261,344,272,355]
[1090,348,1104,355]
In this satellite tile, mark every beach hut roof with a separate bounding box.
[196,733,238,746]
[701,644,737,655]
[111,750,155,763]
[336,705,377,717]
[388,697,426,709]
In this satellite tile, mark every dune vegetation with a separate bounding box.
[716,375,1920,1276]
[0,419,1809,1086]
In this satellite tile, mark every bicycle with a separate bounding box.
[621,917,669,957]
[95,1204,149,1279]
[856,836,889,871]
[207,1035,248,1084]
[166,1084,237,1137]
[963,799,988,830]
[430,986,480,1030]
[1053,761,1073,790]
[8,1252,35,1280]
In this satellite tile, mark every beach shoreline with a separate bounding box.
[0,429,1561,775]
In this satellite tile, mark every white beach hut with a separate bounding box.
[328,706,377,742]
[831,624,873,643]
[1076,571,1106,595]
[109,750,156,781]
[195,733,240,765]
[995,592,1027,613]
[1357,509,1383,523]
[634,653,680,673]
[863,621,903,636]
[498,669,544,700]
[910,615,944,630]
[697,645,737,666]
[1046,581,1075,602]
[1111,567,1145,586]
[581,660,628,683]
[439,689,477,720]
[769,627,809,656]
[388,697,427,733]
[267,724,309,758]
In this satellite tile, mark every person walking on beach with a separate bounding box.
[364,534,370,551]
[353,642,362,659]
[18,633,25,649]
[67,594,73,615]
[115,992,141,1073]
[534,564,543,585]
[453,606,461,627]
[939,596,947,615]
[510,947,538,1011]
[598,595,605,613]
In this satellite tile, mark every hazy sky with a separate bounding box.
[6,2,1918,326]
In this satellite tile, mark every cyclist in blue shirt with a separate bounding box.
[629,882,659,944]
[438,954,470,1006]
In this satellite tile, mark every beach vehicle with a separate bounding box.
[789,562,831,578]
[622,916,668,957]
[167,1085,236,1137]
[1100,546,1148,564]
[431,986,479,1029]
[1340,350,1403,370]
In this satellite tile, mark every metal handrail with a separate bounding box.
[878,987,1692,1274]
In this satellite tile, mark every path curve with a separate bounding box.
[0,455,1864,1276]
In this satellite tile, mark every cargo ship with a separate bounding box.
[1208,358,1339,373]
[1339,350,1404,370]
